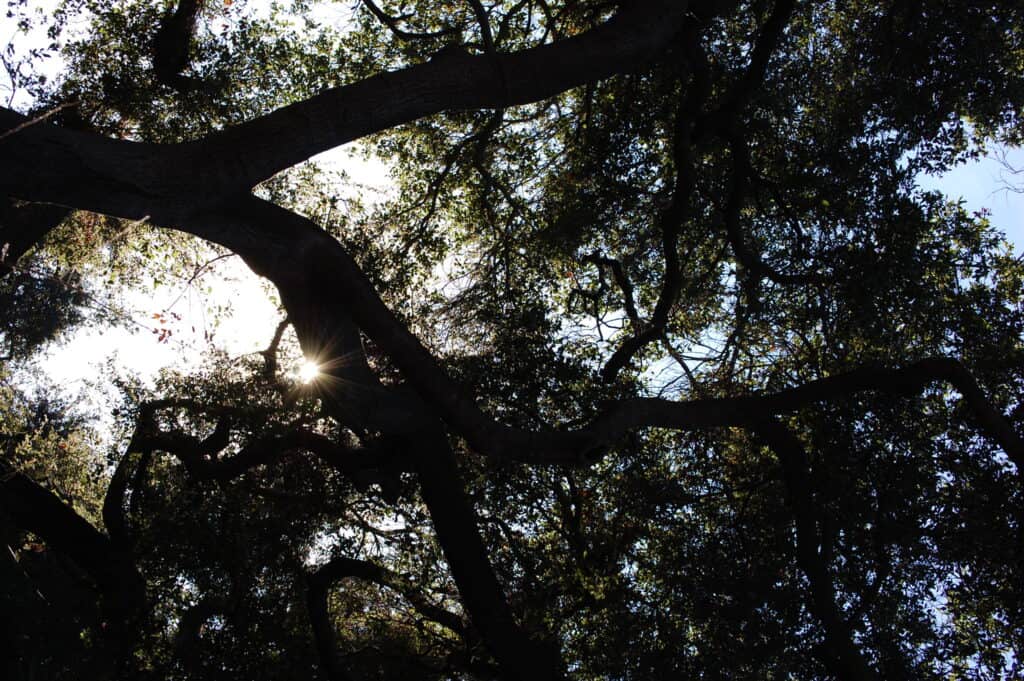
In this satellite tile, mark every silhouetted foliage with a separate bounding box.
[2,1,1024,679]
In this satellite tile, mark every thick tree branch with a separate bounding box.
[0,0,692,215]
[102,443,146,549]
[305,562,356,681]
[261,315,291,379]
[587,357,1024,465]
[0,199,70,275]
[0,462,146,670]
[186,196,559,678]
[467,0,496,53]
[308,555,466,639]
[753,419,881,681]
[693,0,795,139]
[179,200,1024,467]
[190,0,690,191]
[414,431,566,681]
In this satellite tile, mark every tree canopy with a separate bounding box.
[2,1,1024,679]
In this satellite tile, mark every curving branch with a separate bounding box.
[102,442,146,549]
[173,594,230,671]
[138,423,389,482]
[583,251,641,332]
[0,199,70,276]
[723,134,821,286]
[584,357,1024,467]
[261,315,291,379]
[190,0,691,193]
[306,563,356,681]
[308,556,466,641]
[0,0,695,222]
[467,0,496,53]
[413,432,566,681]
[600,33,709,381]
[693,0,795,139]
[305,549,506,677]
[174,200,1024,467]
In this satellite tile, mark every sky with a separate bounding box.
[916,145,1024,253]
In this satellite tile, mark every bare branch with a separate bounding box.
[260,315,291,379]
[0,100,80,141]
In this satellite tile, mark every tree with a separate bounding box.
[2,0,1024,678]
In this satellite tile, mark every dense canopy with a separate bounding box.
[2,1,1024,679]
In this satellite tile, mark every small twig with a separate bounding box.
[162,252,234,313]
[0,101,80,141]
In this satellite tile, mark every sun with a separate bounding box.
[298,360,321,383]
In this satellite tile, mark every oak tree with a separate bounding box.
[2,1,1024,679]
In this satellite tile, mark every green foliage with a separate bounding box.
[4,0,1024,679]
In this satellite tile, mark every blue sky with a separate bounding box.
[916,145,1024,253]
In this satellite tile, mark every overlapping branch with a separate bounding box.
[586,357,1024,467]
[197,0,688,190]
[0,199,70,275]
[0,0,694,223]
[128,410,408,488]
[722,135,822,286]
[413,433,566,681]
[178,200,1024,468]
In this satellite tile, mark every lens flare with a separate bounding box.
[298,360,321,383]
